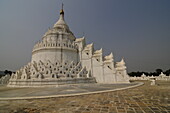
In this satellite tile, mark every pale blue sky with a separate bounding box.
[0,0,170,72]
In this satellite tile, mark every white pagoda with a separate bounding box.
[8,6,129,87]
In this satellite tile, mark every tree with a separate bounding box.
[155,69,163,76]
[4,70,12,75]
[164,69,170,76]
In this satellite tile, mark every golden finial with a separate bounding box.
[60,3,64,15]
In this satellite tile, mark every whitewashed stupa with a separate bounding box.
[8,6,129,87]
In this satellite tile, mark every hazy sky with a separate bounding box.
[0,0,170,72]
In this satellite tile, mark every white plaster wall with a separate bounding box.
[32,49,78,63]
[62,49,79,63]
[103,66,116,83]
[116,71,128,82]
[32,50,61,63]
[81,52,92,72]
[92,58,104,83]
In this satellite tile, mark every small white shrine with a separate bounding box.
[8,6,129,87]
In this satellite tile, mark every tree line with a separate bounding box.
[128,69,170,77]
[0,70,14,78]
[1,69,170,78]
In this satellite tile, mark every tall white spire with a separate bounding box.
[53,3,68,28]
